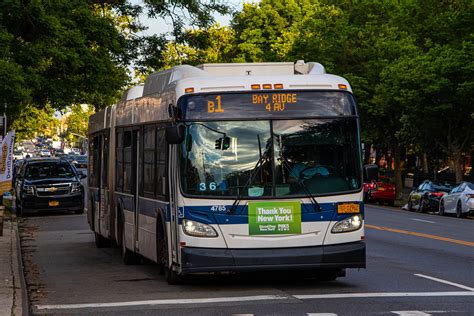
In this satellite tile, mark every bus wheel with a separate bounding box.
[157,225,181,284]
[94,232,110,248]
[120,216,140,265]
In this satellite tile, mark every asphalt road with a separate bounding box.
[18,205,474,316]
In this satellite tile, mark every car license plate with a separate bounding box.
[49,201,59,207]
[338,203,360,214]
[378,187,386,191]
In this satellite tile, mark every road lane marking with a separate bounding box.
[293,291,474,299]
[36,292,474,310]
[410,218,436,224]
[414,274,474,291]
[306,314,338,316]
[391,312,432,316]
[36,295,289,310]
[365,224,474,247]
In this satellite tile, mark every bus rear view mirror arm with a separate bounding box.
[166,124,186,144]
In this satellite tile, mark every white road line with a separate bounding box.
[414,274,474,291]
[293,291,474,300]
[36,292,474,310]
[411,218,436,224]
[306,314,338,316]
[391,312,432,316]
[36,295,289,310]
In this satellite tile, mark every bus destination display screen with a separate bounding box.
[179,91,355,120]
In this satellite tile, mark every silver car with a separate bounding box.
[439,182,474,218]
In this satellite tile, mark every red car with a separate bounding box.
[363,176,396,206]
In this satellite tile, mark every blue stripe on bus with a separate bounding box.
[138,198,170,220]
[180,202,364,225]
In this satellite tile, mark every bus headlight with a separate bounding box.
[182,219,218,238]
[331,215,362,233]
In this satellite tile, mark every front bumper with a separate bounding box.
[180,241,365,275]
[21,194,84,213]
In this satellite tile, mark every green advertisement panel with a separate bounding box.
[248,201,301,235]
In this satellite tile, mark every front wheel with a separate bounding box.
[456,203,464,218]
[157,223,182,284]
[407,199,413,211]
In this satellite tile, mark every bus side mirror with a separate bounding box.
[363,164,378,182]
[166,124,185,144]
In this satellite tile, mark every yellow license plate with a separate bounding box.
[378,187,386,191]
[338,203,360,214]
[49,201,59,207]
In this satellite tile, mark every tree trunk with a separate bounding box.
[452,151,463,184]
[393,143,403,200]
[422,153,429,174]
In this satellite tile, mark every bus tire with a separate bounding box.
[119,210,140,265]
[156,219,182,284]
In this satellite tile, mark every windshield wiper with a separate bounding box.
[280,159,321,212]
[228,153,267,214]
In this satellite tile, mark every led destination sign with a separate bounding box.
[180,91,355,119]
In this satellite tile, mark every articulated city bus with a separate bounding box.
[87,61,376,284]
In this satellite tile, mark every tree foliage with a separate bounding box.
[10,105,59,142]
[65,105,95,139]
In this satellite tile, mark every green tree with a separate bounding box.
[10,105,59,142]
[65,105,95,139]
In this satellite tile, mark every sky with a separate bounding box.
[130,0,245,37]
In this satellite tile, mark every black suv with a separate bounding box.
[15,158,85,215]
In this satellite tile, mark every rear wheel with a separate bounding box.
[417,197,426,213]
[456,202,464,218]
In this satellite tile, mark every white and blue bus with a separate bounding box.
[87,61,376,284]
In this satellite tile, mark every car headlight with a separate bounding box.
[182,219,218,237]
[71,182,81,193]
[331,215,363,233]
[23,185,34,195]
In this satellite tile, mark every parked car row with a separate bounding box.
[406,180,474,218]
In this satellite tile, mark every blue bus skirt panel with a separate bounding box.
[180,241,365,275]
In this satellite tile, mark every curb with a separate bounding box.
[12,218,29,316]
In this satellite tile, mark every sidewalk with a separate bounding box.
[0,217,26,316]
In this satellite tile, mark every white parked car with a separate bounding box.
[39,149,51,157]
[439,182,474,218]
[13,150,24,160]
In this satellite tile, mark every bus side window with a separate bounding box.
[142,126,156,198]
[156,126,167,199]
[123,131,132,193]
[116,131,123,192]
[90,136,100,187]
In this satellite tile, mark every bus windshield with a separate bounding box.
[179,118,362,198]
